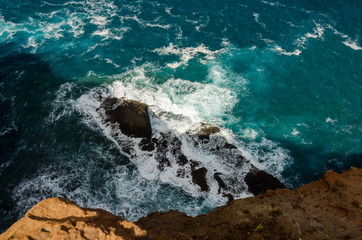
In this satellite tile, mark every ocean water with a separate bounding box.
[0,0,361,232]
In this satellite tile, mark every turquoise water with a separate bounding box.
[0,0,361,232]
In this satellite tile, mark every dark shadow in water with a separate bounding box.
[0,44,130,233]
[273,138,362,188]
[0,45,67,232]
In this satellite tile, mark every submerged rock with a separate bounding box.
[2,168,361,240]
[244,169,286,196]
[100,97,152,139]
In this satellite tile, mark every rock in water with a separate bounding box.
[100,97,152,139]
[191,167,209,192]
[244,169,286,196]
[187,123,221,140]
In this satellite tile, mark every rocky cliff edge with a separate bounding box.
[1,167,361,240]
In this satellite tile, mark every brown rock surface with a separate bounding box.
[0,197,147,240]
[2,168,362,240]
[99,97,152,139]
[189,123,221,140]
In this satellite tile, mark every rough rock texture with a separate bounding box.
[195,125,220,140]
[99,97,152,139]
[0,197,147,240]
[191,167,209,192]
[245,169,286,196]
[186,123,221,141]
[2,167,361,240]
[98,98,283,196]
[138,167,362,240]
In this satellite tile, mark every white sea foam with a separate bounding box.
[145,23,171,29]
[90,15,109,26]
[104,58,121,68]
[124,15,172,30]
[326,117,337,123]
[92,28,109,37]
[295,22,325,47]
[256,33,275,45]
[91,27,129,40]
[253,13,265,28]
[243,138,292,180]
[261,0,286,7]
[109,69,237,131]
[165,7,176,17]
[291,128,300,135]
[21,36,39,53]
[153,43,219,68]
[326,25,362,51]
[272,46,302,56]
[342,40,362,51]
[240,128,259,140]
[47,82,78,123]
[271,22,325,56]
[0,0,129,53]
[67,14,86,37]
[221,38,231,47]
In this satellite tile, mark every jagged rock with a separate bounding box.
[214,172,227,192]
[244,169,286,196]
[137,167,362,240]
[191,167,209,192]
[97,98,284,200]
[187,123,220,140]
[153,133,183,171]
[223,142,237,149]
[2,168,362,240]
[197,125,220,140]
[176,154,188,166]
[139,138,155,151]
[190,160,200,169]
[100,97,152,139]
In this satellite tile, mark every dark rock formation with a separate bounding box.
[100,97,152,139]
[191,167,209,192]
[223,142,237,149]
[197,125,220,140]
[214,172,227,192]
[139,138,155,151]
[244,169,286,196]
[176,154,188,166]
[98,98,285,198]
[187,123,221,141]
[2,168,362,240]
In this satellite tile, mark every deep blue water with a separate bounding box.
[0,0,361,232]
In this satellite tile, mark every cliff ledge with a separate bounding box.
[1,167,361,240]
